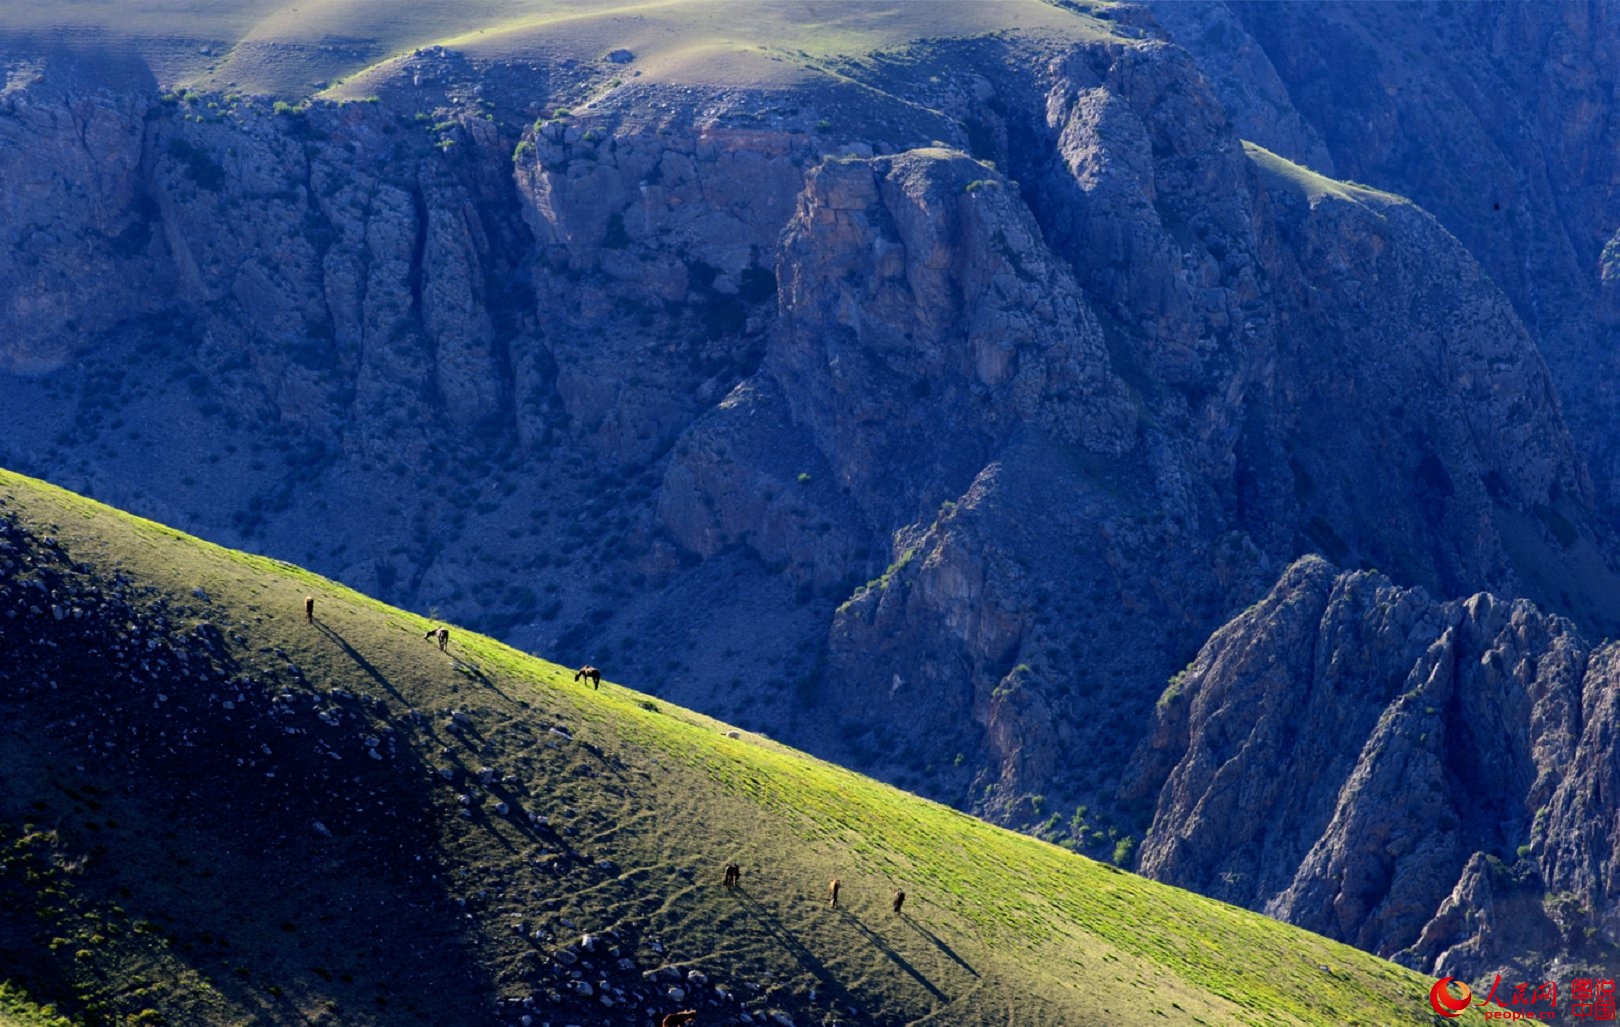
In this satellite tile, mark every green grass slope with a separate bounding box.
[0,466,1472,1026]
[0,0,1114,97]
[1243,142,1409,209]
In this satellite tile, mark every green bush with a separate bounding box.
[1112,836,1135,867]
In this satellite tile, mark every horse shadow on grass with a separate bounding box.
[312,624,556,856]
[733,888,855,1008]
[448,656,519,705]
[836,908,947,1000]
[897,912,978,978]
[313,620,405,704]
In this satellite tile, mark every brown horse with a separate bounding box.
[425,626,449,651]
[575,665,601,689]
[829,878,841,908]
[660,1012,697,1027]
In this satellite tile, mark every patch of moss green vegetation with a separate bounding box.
[0,981,77,1027]
[1243,141,1408,209]
[0,467,1476,1025]
[0,0,1121,98]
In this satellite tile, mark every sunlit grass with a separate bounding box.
[0,0,1115,96]
[0,466,1475,1025]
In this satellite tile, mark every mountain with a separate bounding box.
[0,467,1463,1026]
[4,0,1620,986]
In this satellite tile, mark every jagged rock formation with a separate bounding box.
[1131,554,1620,979]
[5,1,1620,979]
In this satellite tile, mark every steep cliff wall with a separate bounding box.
[1148,0,1620,523]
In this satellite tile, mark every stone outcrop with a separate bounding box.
[0,52,164,375]
[1132,555,1620,978]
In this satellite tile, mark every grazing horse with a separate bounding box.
[829,878,841,908]
[723,862,741,890]
[660,1012,697,1027]
[575,665,601,689]
[892,888,906,914]
[304,595,314,623]
[425,626,449,651]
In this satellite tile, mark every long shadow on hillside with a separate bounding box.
[837,908,946,1000]
[733,888,854,1006]
[447,652,519,705]
[898,912,979,978]
[418,726,558,856]
[313,619,406,703]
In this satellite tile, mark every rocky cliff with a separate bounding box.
[1148,0,1620,526]
[4,0,1620,979]
[1131,554,1620,980]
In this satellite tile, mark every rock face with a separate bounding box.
[0,52,164,375]
[1146,0,1620,521]
[1132,554,1620,979]
[5,3,1620,980]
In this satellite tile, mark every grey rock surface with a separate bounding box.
[1134,555,1619,977]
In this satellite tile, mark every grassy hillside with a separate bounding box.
[0,466,1473,1026]
[0,0,1113,97]
[1243,142,1409,208]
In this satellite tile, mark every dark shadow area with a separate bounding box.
[837,909,946,1000]
[422,732,552,854]
[0,507,499,1026]
[898,912,979,977]
[39,37,160,94]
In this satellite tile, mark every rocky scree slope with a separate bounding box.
[1,4,1619,977]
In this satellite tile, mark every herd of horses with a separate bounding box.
[300,596,924,1027]
[305,595,601,684]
